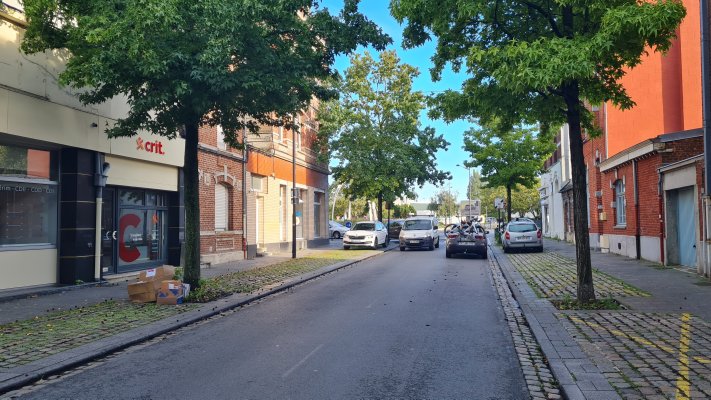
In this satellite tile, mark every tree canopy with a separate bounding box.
[22,0,390,287]
[391,0,686,302]
[318,50,449,220]
[464,124,553,221]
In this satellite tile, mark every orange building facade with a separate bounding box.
[578,0,707,272]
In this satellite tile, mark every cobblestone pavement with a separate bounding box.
[507,252,649,299]
[559,311,711,399]
[489,256,561,399]
[0,301,197,369]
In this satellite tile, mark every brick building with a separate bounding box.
[197,125,246,265]
[197,101,330,264]
[541,0,708,273]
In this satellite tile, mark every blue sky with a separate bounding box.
[322,0,474,203]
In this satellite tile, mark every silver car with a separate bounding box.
[502,220,542,253]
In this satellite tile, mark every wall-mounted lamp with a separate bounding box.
[90,122,98,128]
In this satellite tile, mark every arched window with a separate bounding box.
[614,179,626,226]
[215,184,229,231]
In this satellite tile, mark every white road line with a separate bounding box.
[282,344,324,379]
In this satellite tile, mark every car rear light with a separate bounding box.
[504,232,510,240]
[537,229,542,238]
[447,233,459,239]
[474,235,484,240]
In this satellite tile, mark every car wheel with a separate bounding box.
[538,246,543,253]
[503,246,508,254]
[332,231,341,239]
[343,246,350,250]
[446,250,451,258]
[428,241,435,251]
[372,238,379,250]
[400,246,405,251]
[435,237,440,248]
[482,251,488,259]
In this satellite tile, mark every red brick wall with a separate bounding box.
[198,125,246,258]
[584,134,608,235]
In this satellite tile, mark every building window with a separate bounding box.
[314,192,322,237]
[251,175,264,192]
[215,184,229,231]
[276,126,283,143]
[217,125,227,150]
[0,144,58,249]
[615,179,626,226]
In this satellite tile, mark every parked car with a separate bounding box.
[329,221,349,239]
[399,217,439,251]
[445,223,488,258]
[502,220,543,253]
[343,221,389,249]
[387,219,404,241]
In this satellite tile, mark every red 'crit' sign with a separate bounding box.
[135,137,165,155]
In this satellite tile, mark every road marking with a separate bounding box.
[566,314,704,399]
[675,313,691,400]
[282,344,324,379]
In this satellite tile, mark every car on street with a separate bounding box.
[444,223,488,258]
[387,219,404,241]
[343,221,389,249]
[399,217,439,251]
[502,220,543,253]
[329,220,349,239]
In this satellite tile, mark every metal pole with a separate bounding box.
[292,117,297,259]
[467,167,472,223]
[242,124,249,259]
[331,184,342,221]
[703,0,711,193]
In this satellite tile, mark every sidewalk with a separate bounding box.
[493,237,711,400]
[0,240,396,394]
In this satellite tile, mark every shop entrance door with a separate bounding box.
[101,188,117,275]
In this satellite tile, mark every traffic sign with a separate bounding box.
[345,221,352,228]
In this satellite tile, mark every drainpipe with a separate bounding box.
[633,159,641,259]
[94,154,110,282]
[658,172,665,264]
[242,125,249,260]
[702,0,711,275]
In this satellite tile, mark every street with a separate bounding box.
[14,245,528,400]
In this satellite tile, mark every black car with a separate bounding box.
[387,219,404,240]
[445,223,488,258]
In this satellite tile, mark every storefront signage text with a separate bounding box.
[136,137,165,155]
[0,184,56,193]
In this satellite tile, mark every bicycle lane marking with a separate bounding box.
[675,313,691,400]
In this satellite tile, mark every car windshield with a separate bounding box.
[402,220,432,230]
[508,223,537,233]
[352,222,375,231]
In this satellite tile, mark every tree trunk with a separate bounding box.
[377,192,383,222]
[562,80,596,303]
[183,118,201,289]
[506,184,512,222]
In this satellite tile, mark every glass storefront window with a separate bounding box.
[0,143,58,249]
[0,181,58,248]
[0,144,56,180]
[120,190,144,206]
[117,208,166,267]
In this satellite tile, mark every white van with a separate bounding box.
[399,217,439,251]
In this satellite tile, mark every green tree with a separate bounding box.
[392,0,685,302]
[392,203,416,218]
[467,170,483,201]
[435,188,458,222]
[511,180,543,219]
[22,0,389,288]
[318,50,449,222]
[463,124,553,222]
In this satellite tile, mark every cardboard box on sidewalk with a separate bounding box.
[127,281,156,303]
[138,266,176,291]
[156,280,185,305]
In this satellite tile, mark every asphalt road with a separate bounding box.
[17,245,528,400]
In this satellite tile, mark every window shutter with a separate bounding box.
[215,184,228,231]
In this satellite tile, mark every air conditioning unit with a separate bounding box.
[599,212,607,221]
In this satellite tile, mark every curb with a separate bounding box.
[489,246,621,400]
[0,246,396,395]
